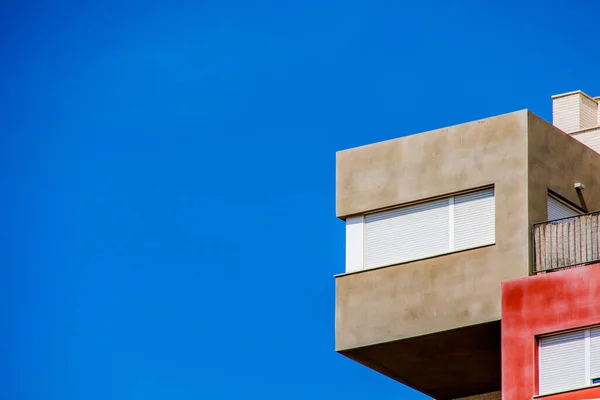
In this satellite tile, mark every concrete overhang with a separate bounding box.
[340,321,501,399]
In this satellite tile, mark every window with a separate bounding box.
[538,326,600,395]
[547,193,582,221]
[345,186,495,273]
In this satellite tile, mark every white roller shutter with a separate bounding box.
[364,198,449,269]
[590,327,600,381]
[453,188,495,251]
[345,216,364,273]
[539,330,586,395]
[548,195,580,221]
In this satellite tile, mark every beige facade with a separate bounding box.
[335,110,600,399]
[336,111,529,350]
[527,113,600,223]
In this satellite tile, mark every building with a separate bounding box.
[335,90,600,399]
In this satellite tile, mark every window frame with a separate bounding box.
[547,191,585,221]
[344,185,496,273]
[537,326,600,396]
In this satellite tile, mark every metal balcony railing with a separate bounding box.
[532,210,600,274]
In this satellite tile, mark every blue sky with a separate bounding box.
[1,1,600,399]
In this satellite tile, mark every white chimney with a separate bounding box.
[552,90,600,153]
[552,90,600,154]
[552,90,599,133]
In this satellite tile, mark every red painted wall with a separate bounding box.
[502,263,600,400]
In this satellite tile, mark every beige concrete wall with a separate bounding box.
[336,111,528,218]
[527,112,600,229]
[336,111,531,351]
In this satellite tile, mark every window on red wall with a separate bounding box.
[538,327,600,395]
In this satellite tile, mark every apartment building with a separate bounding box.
[335,91,600,399]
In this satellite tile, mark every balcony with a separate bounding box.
[532,211,600,274]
